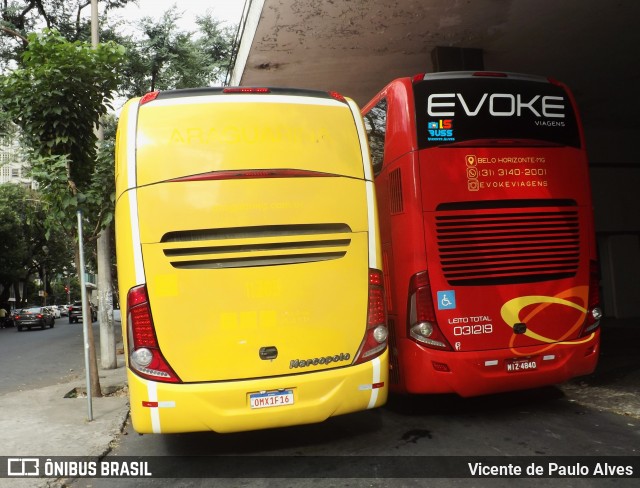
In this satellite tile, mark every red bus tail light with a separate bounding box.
[139,91,160,105]
[580,261,602,337]
[126,285,181,383]
[328,91,348,104]
[222,87,271,94]
[353,269,388,365]
[407,271,452,350]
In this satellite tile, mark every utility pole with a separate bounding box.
[92,0,117,370]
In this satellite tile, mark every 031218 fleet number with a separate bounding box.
[453,324,493,336]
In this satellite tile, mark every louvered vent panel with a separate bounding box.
[162,224,352,269]
[436,206,580,286]
[389,168,404,214]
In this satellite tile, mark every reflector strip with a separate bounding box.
[146,381,161,433]
[359,382,385,391]
[142,401,176,408]
[367,357,382,409]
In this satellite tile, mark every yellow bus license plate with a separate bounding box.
[249,390,294,409]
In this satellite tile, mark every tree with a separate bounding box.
[114,6,235,97]
[0,184,29,299]
[0,29,124,211]
[0,29,124,397]
[0,183,74,305]
[0,0,135,70]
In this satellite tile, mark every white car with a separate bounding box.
[43,306,61,318]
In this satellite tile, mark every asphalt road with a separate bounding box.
[67,373,639,487]
[0,317,99,395]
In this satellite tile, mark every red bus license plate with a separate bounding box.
[506,358,538,372]
[249,390,294,409]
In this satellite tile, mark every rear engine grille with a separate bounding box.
[435,202,580,286]
[162,224,352,269]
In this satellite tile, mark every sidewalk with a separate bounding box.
[0,349,129,488]
[0,358,129,458]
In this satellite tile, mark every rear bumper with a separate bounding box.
[128,351,388,434]
[16,320,45,327]
[397,331,600,397]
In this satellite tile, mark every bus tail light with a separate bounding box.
[580,261,602,336]
[353,269,388,365]
[328,91,348,104]
[407,271,452,350]
[126,284,181,383]
[222,87,271,94]
[139,91,160,105]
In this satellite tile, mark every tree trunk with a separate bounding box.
[97,225,117,369]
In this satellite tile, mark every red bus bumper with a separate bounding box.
[396,330,600,397]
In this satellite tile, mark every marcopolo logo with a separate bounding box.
[290,352,351,369]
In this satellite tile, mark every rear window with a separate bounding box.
[135,94,364,186]
[414,77,581,148]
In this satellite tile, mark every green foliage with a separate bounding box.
[0,183,28,283]
[28,154,78,236]
[116,7,236,97]
[0,0,136,69]
[0,29,124,192]
[0,183,74,303]
[87,117,117,233]
[0,29,124,262]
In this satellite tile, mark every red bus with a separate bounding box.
[362,71,602,397]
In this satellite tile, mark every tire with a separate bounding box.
[50,320,55,328]
[17,326,22,332]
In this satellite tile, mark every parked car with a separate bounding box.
[14,306,55,331]
[59,305,69,317]
[43,305,61,318]
[68,301,97,323]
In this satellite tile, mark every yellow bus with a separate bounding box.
[115,87,388,434]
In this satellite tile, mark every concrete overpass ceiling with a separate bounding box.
[231,0,640,162]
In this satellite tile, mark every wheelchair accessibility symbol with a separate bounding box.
[437,290,456,310]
